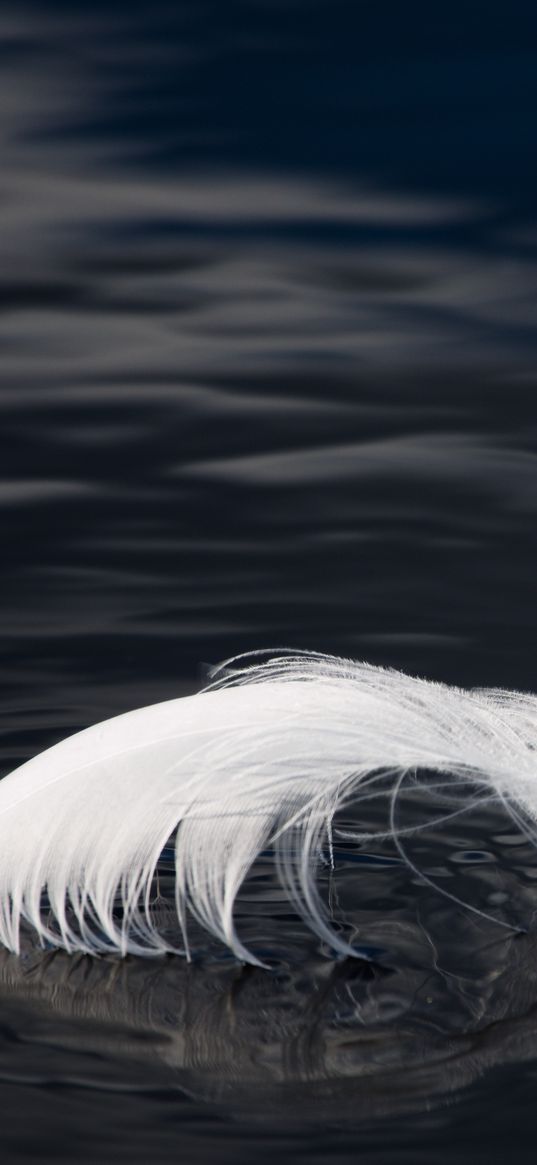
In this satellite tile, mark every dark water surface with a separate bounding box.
[1,2,537,1160]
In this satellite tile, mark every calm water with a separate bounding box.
[1,1,537,1160]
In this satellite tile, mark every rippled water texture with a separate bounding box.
[1,1,537,1161]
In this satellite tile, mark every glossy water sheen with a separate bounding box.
[1,2,537,1161]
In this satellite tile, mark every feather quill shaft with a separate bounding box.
[0,652,536,963]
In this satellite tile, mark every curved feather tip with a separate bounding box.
[0,651,535,964]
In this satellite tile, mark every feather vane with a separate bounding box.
[0,652,536,963]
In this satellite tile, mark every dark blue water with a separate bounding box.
[1,2,537,1160]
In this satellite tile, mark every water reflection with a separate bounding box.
[4,931,537,1126]
[1,796,537,1133]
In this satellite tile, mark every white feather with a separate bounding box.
[0,651,536,964]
